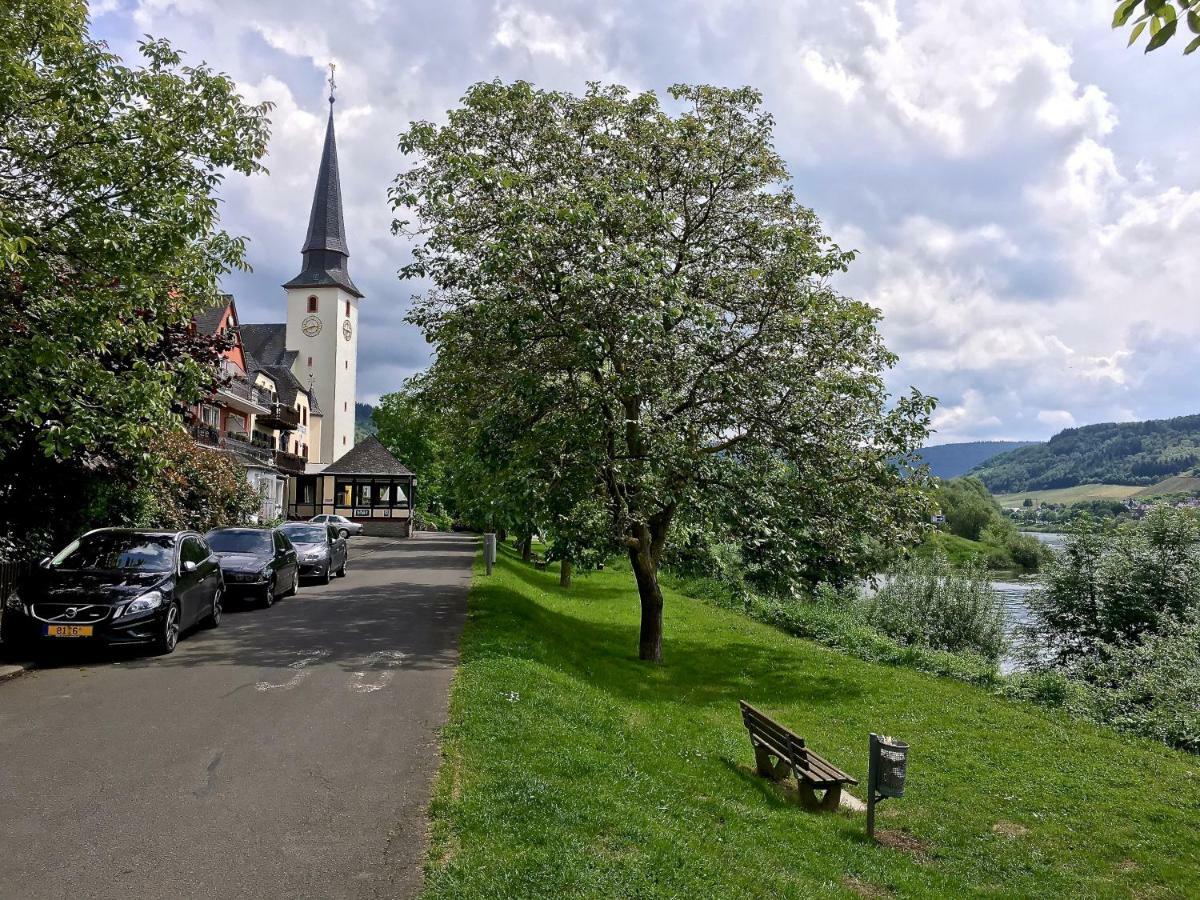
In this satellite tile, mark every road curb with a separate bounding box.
[0,661,32,683]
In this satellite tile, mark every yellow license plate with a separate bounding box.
[45,625,93,638]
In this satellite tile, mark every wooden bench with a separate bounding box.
[533,555,548,570]
[739,701,858,812]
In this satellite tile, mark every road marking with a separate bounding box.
[349,650,407,693]
[255,649,329,691]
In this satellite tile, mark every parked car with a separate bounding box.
[279,522,348,584]
[309,514,363,539]
[205,527,299,608]
[1,529,222,656]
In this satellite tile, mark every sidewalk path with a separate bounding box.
[0,532,474,900]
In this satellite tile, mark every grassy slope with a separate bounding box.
[1132,476,1200,499]
[993,476,1200,507]
[424,545,1200,899]
[912,530,994,566]
[993,483,1142,506]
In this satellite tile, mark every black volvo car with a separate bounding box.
[205,527,299,608]
[1,529,223,655]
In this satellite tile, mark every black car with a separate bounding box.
[206,527,299,608]
[1,529,223,656]
[278,522,348,584]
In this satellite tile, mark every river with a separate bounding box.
[993,532,1064,671]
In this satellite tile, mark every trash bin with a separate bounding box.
[873,735,909,798]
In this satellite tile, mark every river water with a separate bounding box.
[993,533,1064,671]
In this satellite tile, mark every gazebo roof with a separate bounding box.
[320,435,414,477]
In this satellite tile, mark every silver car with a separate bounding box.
[309,514,363,539]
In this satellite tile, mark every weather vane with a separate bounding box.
[328,62,337,104]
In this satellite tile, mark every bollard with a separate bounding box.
[484,533,497,575]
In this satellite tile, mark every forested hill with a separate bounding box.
[917,441,1038,479]
[971,413,1200,492]
[355,402,377,442]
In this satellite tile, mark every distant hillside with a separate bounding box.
[971,413,1200,493]
[917,441,1039,480]
[355,402,377,443]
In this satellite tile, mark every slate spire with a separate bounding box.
[284,70,363,298]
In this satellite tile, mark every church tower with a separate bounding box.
[284,71,361,464]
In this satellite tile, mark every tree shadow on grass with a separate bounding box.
[467,582,867,712]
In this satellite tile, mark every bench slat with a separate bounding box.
[740,701,857,788]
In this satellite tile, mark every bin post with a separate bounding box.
[867,732,909,841]
[867,733,879,839]
[484,533,496,575]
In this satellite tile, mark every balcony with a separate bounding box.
[215,376,271,415]
[272,448,308,474]
[189,422,273,467]
[258,401,301,430]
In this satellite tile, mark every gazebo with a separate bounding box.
[287,435,417,536]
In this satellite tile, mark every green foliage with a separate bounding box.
[865,554,1007,659]
[0,0,270,547]
[354,402,377,443]
[938,476,997,540]
[1079,609,1200,752]
[393,80,935,657]
[136,429,259,532]
[1024,507,1200,670]
[926,477,1048,571]
[373,388,452,529]
[1113,0,1200,54]
[972,413,1200,492]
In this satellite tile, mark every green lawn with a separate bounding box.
[423,543,1200,899]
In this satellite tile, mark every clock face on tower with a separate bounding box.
[342,319,353,341]
[302,315,322,337]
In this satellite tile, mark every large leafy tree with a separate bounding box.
[0,1,270,548]
[394,81,933,661]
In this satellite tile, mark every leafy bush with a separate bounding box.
[1023,508,1200,670]
[136,430,259,532]
[864,554,1008,659]
[1077,611,1200,752]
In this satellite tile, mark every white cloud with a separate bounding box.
[493,4,596,64]
[105,0,1200,429]
[1037,409,1076,428]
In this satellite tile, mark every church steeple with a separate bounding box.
[284,67,362,298]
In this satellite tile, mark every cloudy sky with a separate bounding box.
[92,0,1200,443]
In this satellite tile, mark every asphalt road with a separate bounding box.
[0,532,474,900]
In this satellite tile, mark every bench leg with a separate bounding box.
[797,783,842,812]
[753,744,792,781]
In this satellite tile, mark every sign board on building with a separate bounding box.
[353,507,370,517]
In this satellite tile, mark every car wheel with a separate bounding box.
[204,586,223,629]
[153,603,180,655]
[339,529,349,540]
[285,569,299,597]
[337,556,348,577]
[261,577,275,609]
[321,566,332,585]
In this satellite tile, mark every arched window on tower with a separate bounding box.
[307,296,318,313]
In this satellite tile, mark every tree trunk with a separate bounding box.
[521,532,533,562]
[559,558,572,588]
[624,507,675,662]
[629,545,663,661]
